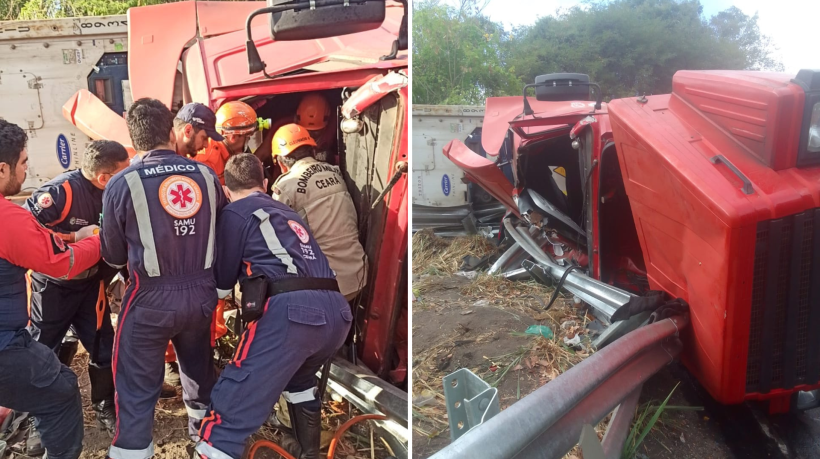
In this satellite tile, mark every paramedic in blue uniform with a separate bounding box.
[0,119,102,459]
[101,98,227,459]
[25,140,130,436]
[195,154,352,459]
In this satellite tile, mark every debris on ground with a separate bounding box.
[63,306,394,459]
[412,233,594,458]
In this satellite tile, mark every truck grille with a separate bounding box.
[746,209,820,393]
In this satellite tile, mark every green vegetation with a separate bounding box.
[413,0,784,104]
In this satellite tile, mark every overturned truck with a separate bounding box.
[435,68,820,456]
[0,0,409,455]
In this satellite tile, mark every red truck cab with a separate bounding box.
[63,0,408,397]
[447,69,820,412]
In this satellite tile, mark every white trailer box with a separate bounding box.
[0,16,128,196]
[412,104,484,207]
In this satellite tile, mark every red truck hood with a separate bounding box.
[63,0,406,147]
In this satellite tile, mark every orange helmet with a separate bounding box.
[272,123,317,157]
[295,93,330,131]
[215,101,257,135]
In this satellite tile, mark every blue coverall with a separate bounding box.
[101,150,227,459]
[24,170,118,422]
[195,191,352,459]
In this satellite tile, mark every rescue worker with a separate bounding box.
[294,93,336,163]
[25,140,130,436]
[0,119,101,459]
[174,102,223,157]
[196,154,352,459]
[271,124,367,301]
[190,100,259,185]
[101,98,227,459]
[164,102,230,389]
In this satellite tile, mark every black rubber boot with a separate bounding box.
[89,365,117,436]
[56,339,79,367]
[25,417,44,456]
[286,402,322,459]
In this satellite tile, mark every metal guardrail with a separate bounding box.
[429,315,688,459]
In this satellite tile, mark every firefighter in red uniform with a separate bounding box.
[0,119,101,459]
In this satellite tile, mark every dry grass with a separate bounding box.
[412,232,603,457]
[412,229,498,276]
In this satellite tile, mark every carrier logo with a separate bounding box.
[441,174,451,196]
[57,134,71,169]
[288,220,310,244]
[159,175,202,219]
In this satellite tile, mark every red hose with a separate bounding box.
[326,414,388,459]
[248,439,298,459]
[247,413,388,459]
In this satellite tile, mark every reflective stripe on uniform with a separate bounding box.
[196,441,233,459]
[108,442,155,459]
[252,209,297,274]
[186,405,207,420]
[124,171,161,277]
[282,387,317,404]
[198,165,217,270]
[57,246,75,280]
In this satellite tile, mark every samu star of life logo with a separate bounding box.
[288,220,310,244]
[159,175,202,219]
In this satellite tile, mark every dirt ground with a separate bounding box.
[67,347,392,459]
[68,347,393,459]
[410,232,738,459]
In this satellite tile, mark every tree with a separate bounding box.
[412,0,784,104]
[412,0,522,105]
[508,0,782,99]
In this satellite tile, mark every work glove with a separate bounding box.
[75,225,100,242]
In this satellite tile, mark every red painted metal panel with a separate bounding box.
[360,87,408,381]
[482,97,602,156]
[443,139,518,216]
[608,70,819,404]
[127,1,197,107]
[196,1,261,38]
[672,70,804,171]
[62,90,136,157]
[196,3,405,102]
[181,40,212,106]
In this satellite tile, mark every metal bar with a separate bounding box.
[601,385,643,459]
[504,219,632,319]
[326,358,408,427]
[488,242,525,275]
[759,218,783,393]
[784,212,804,389]
[502,267,530,281]
[429,316,688,459]
[518,342,680,458]
[325,358,408,459]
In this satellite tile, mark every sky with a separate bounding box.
[440,0,820,74]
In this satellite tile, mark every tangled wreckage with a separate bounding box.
[429,69,820,458]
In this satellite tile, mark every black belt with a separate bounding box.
[266,277,340,297]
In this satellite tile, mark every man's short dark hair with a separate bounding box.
[126,98,174,151]
[225,153,265,192]
[0,119,27,170]
[82,140,129,178]
[173,117,203,134]
[279,145,314,169]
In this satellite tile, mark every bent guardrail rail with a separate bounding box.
[429,315,688,459]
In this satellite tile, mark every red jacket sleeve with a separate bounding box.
[0,201,100,279]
